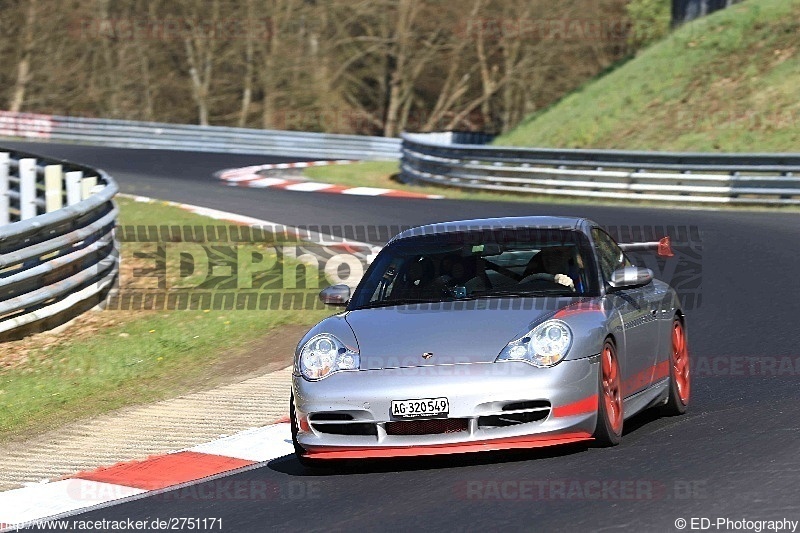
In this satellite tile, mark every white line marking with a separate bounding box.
[116,193,383,259]
[174,206,272,226]
[283,182,335,192]
[341,187,393,196]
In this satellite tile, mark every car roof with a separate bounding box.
[389,216,596,244]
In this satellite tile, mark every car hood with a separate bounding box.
[345,298,578,370]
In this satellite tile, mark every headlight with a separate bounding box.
[298,333,360,380]
[496,320,572,367]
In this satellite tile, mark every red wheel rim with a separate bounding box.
[672,321,691,404]
[602,344,623,433]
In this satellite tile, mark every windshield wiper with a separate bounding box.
[469,289,571,298]
[357,298,444,310]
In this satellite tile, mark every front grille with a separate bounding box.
[385,418,468,436]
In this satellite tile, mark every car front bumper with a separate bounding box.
[292,355,600,459]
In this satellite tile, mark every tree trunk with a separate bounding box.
[238,0,255,127]
[383,0,415,137]
[9,0,37,112]
[184,35,210,125]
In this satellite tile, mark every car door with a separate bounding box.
[592,228,661,398]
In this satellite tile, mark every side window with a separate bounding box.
[592,228,631,282]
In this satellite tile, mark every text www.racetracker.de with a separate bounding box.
[4,517,222,531]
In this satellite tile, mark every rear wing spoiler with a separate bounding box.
[618,236,674,257]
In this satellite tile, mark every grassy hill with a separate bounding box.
[494,0,800,152]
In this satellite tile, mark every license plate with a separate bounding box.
[391,397,449,419]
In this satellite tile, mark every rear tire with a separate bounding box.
[593,340,623,447]
[661,318,690,416]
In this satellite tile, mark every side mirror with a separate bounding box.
[319,284,351,306]
[608,267,653,291]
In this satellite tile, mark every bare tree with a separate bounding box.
[181,0,220,125]
[0,0,634,135]
[9,0,37,112]
[237,0,256,127]
[255,0,303,129]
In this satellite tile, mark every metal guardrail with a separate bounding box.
[0,111,400,160]
[400,133,800,205]
[0,146,118,339]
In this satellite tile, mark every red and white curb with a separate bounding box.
[0,421,293,530]
[217,160,442,199]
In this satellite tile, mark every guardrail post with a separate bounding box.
[65,170,83,205]
[0,152,8,225]
[81,176,98,200]
[44,164,64,212]
[19,158,37,220]
[780,171,793,200]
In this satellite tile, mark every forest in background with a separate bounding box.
[0,0,662,136]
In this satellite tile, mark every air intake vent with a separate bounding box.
[385,418,468,436]
[309,412,376,436]
[311,423,377,436]
[502,400,550,412]
[479,401,551,428]
[310,413,354,421]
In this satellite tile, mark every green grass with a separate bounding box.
[304,161,404,189]
[494,0,800,152]
[0,197,330,440]
[303,161,494,200]
[0,310,321,439]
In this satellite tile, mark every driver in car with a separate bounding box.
[521,247,581,291]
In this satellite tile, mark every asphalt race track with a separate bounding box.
[6,142,800,532]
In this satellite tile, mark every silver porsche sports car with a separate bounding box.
[290,216,690,465]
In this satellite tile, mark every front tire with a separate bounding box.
[661,318,690,416]
[593,339,623,447]
[290,393,323,468]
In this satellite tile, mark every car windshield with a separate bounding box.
[348,228,598,310]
